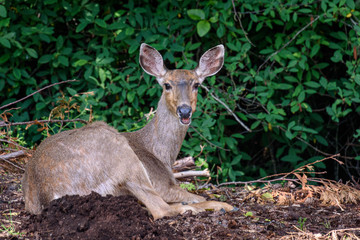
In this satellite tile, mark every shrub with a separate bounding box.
[1,0,359,182]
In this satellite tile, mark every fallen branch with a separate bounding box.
[0,150,26,160]
[217,154,340,187]
[0,139,29,150]
[173,156,195,171]
[0,156,25,171]
[174,169,210,179]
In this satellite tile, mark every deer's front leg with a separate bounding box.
[161,185,235,213]
[160,184,206,204]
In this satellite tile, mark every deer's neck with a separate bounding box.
[130,95,189,168]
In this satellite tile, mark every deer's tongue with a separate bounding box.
[180,117,191,125]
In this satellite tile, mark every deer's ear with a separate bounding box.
[195,45,224,83]
[139,43,167,84]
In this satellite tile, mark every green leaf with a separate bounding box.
[128,43,139,54]
[315,135,328,146]
[0,5,7,17]
[127,91,136,103]
[304,81,321,88]
[244,211,253,217]
[73,59,88,67]
[99,68,106,82]
[346,0,355,9]
[125,27,135,36]
[76,20,89,32]
[56,36,64,51]
[197,20,210,37]
[58,55,69,66]
[330,50,342,62]
[67,87,77,96]
[0,80,5,92]
[231,155,242,166]
[187,9,205,20]
[275,83,293,90]
[38,54,53,64]
[216,24,225,38]
[0,37,10,48]
[13,68,21,80]
[310,44,320,58]
[36,102,46,111]
[95,19,107,28]
[26,48,38,58]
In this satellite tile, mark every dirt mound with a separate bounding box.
[22,192,182,240]
[2,173,360,239]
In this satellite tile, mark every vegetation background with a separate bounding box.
[0,0,359,183]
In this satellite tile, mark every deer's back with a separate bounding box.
[23,121,138,201]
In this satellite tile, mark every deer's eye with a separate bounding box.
[193,83,200,90]
[164,83,172,90]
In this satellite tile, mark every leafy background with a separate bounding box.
[1,0,360,183]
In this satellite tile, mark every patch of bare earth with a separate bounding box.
[1,159,360,239]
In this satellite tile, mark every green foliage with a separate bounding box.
[1,0,360,182]
[298,217,307,231]
[179,182,196,192]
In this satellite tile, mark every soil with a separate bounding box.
[1,167,360,239]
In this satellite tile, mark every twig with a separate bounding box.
[0,118,88,128]
[327,228,360,238]
[282,154,341,179]
[173,157,196,171]
[0,79,78,110]
[231,0,255,47]
[216,177,300,187]
[216,154,339,187]
[174,169,210,179]
[0,156,25,171]
[257,14,322,73]
[190,126,230,151]
[0,139,29,150]
[0,150,25,160]
[201,85,251,132]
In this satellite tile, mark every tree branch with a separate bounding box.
[0,119,88,128]
[201,85,251,132]
[0,79,78,110]
[257,14,322,73]
[174,169,210,179]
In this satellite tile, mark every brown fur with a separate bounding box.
[22,43,233,219]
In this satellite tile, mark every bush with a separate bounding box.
[1,0,359,182]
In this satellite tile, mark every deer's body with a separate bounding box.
[22,44,234,219]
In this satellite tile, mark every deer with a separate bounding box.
[22,43,234,220]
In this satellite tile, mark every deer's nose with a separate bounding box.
[177,105,192,119]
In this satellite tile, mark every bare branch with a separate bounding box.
[190,126,230,151]
[0,119,88,128]
[0,150,26,160]
[257,15,322,73]
[201,85,251,132]
[216,154,340,187]
[174,169,210,179]
[0,79,78,110]
[231,0,255,47]
[173,157,195,171]
[0,155,25,171]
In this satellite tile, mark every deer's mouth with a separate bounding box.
[177,105,192,126]
[179,116,191,125]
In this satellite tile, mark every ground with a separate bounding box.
[1,162,360,239]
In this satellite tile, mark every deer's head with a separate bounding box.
[139,43,224,125]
